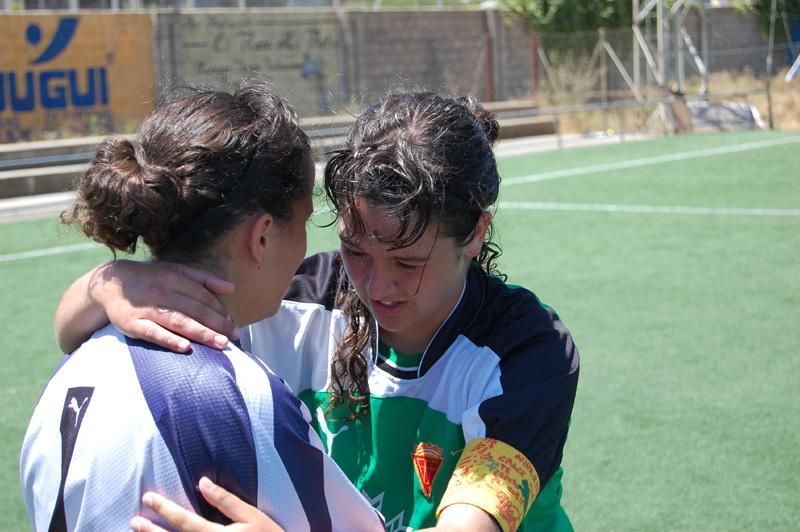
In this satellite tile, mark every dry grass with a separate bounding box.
[534,65,800,134]
[700,68,800,131]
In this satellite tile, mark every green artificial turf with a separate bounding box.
[2,130,797,530]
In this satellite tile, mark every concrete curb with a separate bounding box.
[0,191,76,224]
[0,132,652,223]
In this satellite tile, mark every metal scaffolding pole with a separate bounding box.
[766,0,777,129]
[633,0,641,93]
[631,0,709,97]
[658,0,666,94]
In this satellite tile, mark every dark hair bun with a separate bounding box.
[62,137,179,253]
[62,83,311,261]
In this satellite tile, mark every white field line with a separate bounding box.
[502,135,800,187]
[0,242,97,263]
[0,208,339,264]
[500,201,800,217]
[4,137,798,264]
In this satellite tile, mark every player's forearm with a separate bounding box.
[55,264,111,353]
[417,504,501,532]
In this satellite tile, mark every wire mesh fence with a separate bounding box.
[0,5,797,142]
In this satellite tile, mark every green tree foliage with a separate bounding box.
[732,0,800,42]
[498,0,633,33]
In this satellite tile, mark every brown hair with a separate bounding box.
[323,91,504,419]
[62,82,311,264]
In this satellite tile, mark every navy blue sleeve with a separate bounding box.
[127,339,258,524]
[478,291,580,487]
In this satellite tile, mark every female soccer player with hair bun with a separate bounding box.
[21,83,384,532]
[54,91,580,532]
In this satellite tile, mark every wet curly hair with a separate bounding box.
[323,91,505,419]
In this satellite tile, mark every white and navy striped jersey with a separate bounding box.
[20,324,384,532]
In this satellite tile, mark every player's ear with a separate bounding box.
[247,213,275,265]
[464,211,492,259]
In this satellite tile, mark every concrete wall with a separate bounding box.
[153,10,342,115]
[0,6,768,140]
[537,7,768,95]
[344,10,489,102]
[686,6,767,74]
[151,8,538,116]
[149,7,767,117]
[491,12,535,101]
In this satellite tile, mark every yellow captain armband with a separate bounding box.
[436,438,540,532]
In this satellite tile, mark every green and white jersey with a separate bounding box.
[245,251,579,532]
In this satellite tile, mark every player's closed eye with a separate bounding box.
[396,261,422,271]
[341,246,366,259]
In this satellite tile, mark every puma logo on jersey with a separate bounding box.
[67,397,88,426]
[315,407,348,454]
[60,387,94,433]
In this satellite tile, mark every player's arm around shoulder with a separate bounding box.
[54,260,237,354]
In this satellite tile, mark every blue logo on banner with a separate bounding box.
[28,18,79,65]
[1,17,109,113]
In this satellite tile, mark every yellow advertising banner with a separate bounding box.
[0,13,154,143]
